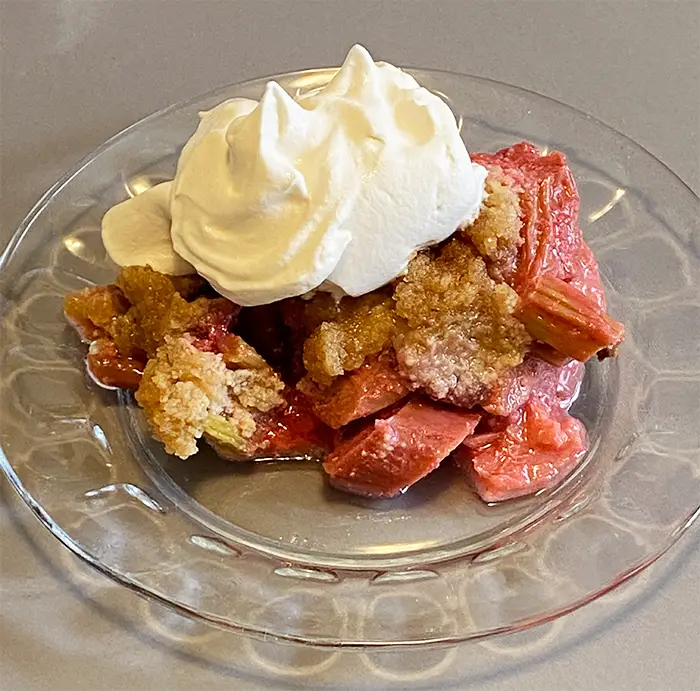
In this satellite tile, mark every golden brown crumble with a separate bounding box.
[169,274,209,300]
[302,291,396,385]
[135,335,234,458]
[393,238,531,405]
[64,284,130,341]
[229,368,284,411]
[112,265,232,357]
[294,170,527,394]
[219,334,285,412]
[220,333,271,371]
[461,172,523,281]
[135,333,286,459]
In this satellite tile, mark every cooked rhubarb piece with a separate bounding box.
[473,143,594,293]
[472,144,623,363]
[299,355,408,428]
[516,273,625,361]
[527,342,574,367]
[483,356,584,417]
[323,399,481,498]
[203,413,256,459]
[254,390,333,457]
[517,176,554,292]
[205,391,332,461]
[86,338,145,390]
[457,398,587,502]
[566,242,606,310]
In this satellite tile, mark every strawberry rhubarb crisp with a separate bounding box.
[64,47,624,502]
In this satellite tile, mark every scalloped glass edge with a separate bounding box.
[2,456,698,648]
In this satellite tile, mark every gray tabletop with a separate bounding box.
[1,1,699,689]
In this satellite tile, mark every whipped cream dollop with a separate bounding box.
[103,45,487,305]
[102,181,195,276]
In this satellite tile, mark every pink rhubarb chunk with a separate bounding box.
[457,398,587,502]
[483,357,585,417]
[303,356,409,429]
[323,398,480,498]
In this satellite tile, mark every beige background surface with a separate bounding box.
[1,1,699,689]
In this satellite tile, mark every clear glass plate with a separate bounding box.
[1,68,698,648]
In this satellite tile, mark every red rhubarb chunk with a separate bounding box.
[473,143,606,301]
[567,242,606,310]
[254,391,334,458]
[516,273,625,361]
[86,339,145,390]
[302,356,409,428]
[188,298,241,352]
[324,399,481,498]
[458,399,587,502]
[483,357,584,416]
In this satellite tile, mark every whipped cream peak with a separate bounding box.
[102,45,487,305]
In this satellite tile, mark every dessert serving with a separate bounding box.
[64,45,625,502]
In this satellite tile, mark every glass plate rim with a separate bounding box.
[2,454,699,648]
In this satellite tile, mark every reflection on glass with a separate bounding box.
[360,541,437,555]
[431,89,451,103]
[588,188,626,222]
[125,175,155,198]
[287,71,335,91]
[62,235,84,255]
